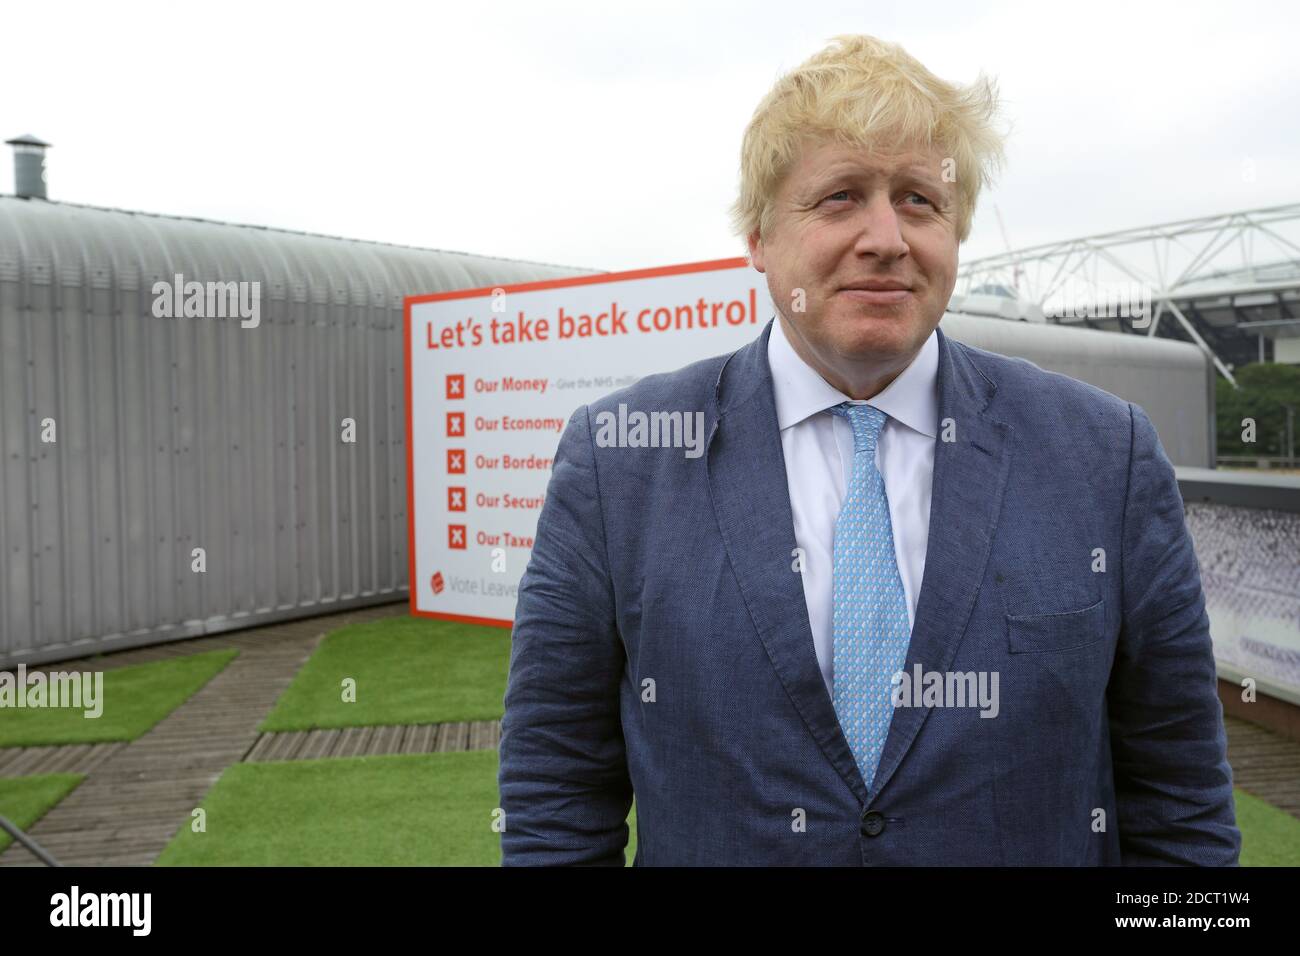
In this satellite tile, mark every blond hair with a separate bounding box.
[730,35,1007,245]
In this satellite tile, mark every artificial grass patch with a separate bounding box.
[0,649,238,747]
[155,746,1295,867]
[0,773,84,853]
[1236,787,1300,866]
[156,749,638,866]
[259,617,510,732]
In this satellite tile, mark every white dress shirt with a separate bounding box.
[766,315,939,699]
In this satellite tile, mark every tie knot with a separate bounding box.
[832,401,887,454]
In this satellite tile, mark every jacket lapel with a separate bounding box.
[706,319,868,802]
[706,318,1013,806]
[866,324,1013,802]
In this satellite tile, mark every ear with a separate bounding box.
[746,228,766,273]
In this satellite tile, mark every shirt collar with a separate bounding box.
[766,313,939,439]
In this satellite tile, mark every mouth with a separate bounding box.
[838,283,913,305]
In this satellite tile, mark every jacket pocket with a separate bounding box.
[1006,598,1106,654]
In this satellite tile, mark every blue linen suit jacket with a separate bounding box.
[497,317,1241,865]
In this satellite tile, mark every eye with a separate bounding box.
[903,191,933,206]
[823,189,852,203]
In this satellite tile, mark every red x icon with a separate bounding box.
[448,486,466,511]
[446,412,465,437]
[446,374,465,400]
[447,449,465,474]
[448,524,467,549]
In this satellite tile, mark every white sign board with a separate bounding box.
[405,257,775,627]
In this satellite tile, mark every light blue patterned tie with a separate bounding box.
[830,401,911,791]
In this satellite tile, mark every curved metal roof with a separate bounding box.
[942,311,1207,373]
[0,196,599,303]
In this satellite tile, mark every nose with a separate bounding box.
[852,193,909,261]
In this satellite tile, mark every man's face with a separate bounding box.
[748,138,959,395]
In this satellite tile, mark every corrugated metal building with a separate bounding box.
[942,312,1215,469]
[0,196,596,666]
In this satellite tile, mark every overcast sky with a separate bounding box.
[4,0,1298,273]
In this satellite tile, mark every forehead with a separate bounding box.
[785,139,947,188]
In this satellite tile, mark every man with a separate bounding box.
[497,35,1240,865]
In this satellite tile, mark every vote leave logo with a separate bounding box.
[431,571,445,595]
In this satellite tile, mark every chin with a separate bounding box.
[826,315,918,359]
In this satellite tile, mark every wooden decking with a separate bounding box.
[1,601,1297,865]
[1223,716,1300,819]
[0,742,125,777]
[243,720,501,761]
[0,722,502,780]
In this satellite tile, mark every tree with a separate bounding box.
[1216,363,1300,460]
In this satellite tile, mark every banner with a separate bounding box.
[405,257,775,625]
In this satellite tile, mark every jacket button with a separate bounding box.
[861,811,885,837]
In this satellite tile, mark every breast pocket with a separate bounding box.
[1006,598,1106,654]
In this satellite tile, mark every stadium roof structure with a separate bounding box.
[952,203,1300,385]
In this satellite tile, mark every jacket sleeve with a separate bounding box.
[497,403,632,865]
[1107,401,1242,865]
